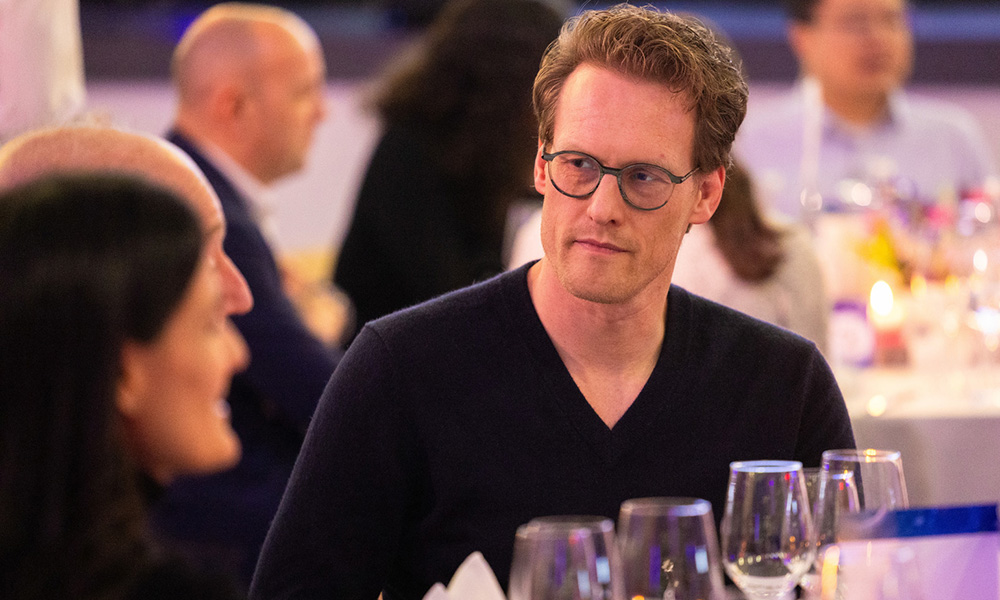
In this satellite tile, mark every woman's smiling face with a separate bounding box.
[117,251,249,484]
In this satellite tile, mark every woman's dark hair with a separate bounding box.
[0,173,204,599]
[373,0,565,236]
[782,0,823,23]
[711,162,785,282]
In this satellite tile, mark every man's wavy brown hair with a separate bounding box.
[533,3,748,174]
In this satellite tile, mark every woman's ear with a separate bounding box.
[116,341,150,417]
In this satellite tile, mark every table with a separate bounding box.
[836,366,1000,507]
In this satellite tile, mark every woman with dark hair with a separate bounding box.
[333,0,566,335]
[0,174,249,599]
[672,161,830,350]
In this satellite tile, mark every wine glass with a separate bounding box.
[720,460,815,600]
[799,467,859,599]
[617,497,726,600]
[508,515,623,600]
[818,449,907,521]
[807,449,907,599]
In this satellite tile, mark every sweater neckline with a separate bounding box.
[500,263,692,464]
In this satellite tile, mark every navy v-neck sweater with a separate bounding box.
[251,262,854,600]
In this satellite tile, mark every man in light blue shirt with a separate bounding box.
[737,0,996,220]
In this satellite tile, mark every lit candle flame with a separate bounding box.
[870,280,894,317]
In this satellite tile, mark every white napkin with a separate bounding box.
[421,551,506,600]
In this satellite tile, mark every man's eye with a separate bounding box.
[628,168,664,184]
[567,157,596,171]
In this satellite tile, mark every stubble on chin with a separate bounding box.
[552,259,635,305]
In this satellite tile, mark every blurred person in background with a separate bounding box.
[672,161,829,351]
[736,0,996,220]
[332,0,566,337]
[0,174,248,599]
[0,0,86,142]
[0,126,254,318]
[157,2,343,589]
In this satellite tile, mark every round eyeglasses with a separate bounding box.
[542,150,698,211]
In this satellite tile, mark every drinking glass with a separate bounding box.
[818,449,907,524]
[720,460,815,600]
[617,497,725,600]
[807,449,907,599]
[508,515,623,600]
[799,467,859,599]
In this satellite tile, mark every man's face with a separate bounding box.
[243,31,327,183]
[792,0,913,101]
[534,64,721,307]
[183,176,254,316]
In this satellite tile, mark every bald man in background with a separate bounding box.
[150,2,342,590]
[0,126,253,318]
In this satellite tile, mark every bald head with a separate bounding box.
[170,3,327,183]
[173,3,320,107]
[0,126,254,315]
[0,126,216,221]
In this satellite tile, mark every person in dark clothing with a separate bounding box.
[0,174,248,600]
[151,3,343,589]
[333,0,566,334]
[251,5,855,599]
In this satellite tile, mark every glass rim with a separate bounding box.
[822,448,902,462]
[729,459,803,473]
[520,515,615,534]
[619,497,712,517]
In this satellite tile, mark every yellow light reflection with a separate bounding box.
[820,545,840,600]
[866,395,888,417]
[975,249,989,273]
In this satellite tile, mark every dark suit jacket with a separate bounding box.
[150,131,340,589]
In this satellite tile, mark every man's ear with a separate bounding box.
[209,80,248,123]
[533,141,548,196]
[788,22,812,71]
[688,165,725,226]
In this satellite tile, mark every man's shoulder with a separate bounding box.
[897,92,981,128]
[673,285,818,355]
[165,130,247,209]
[894,92,995,169]
[363,267,526,345]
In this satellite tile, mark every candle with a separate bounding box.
[869,280,907,366]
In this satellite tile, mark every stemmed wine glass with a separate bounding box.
[801,449,908,599]
[799,467,859,598]
[720,460,815,600]
[508,515,623,600]
[617,497,726,600]
[817,449,908,527]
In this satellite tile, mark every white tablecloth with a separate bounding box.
[836,366,1000,506]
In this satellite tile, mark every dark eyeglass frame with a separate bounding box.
[541,150,698,211]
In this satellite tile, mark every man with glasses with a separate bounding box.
[737,0,996,220]
[251,6,854,599]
